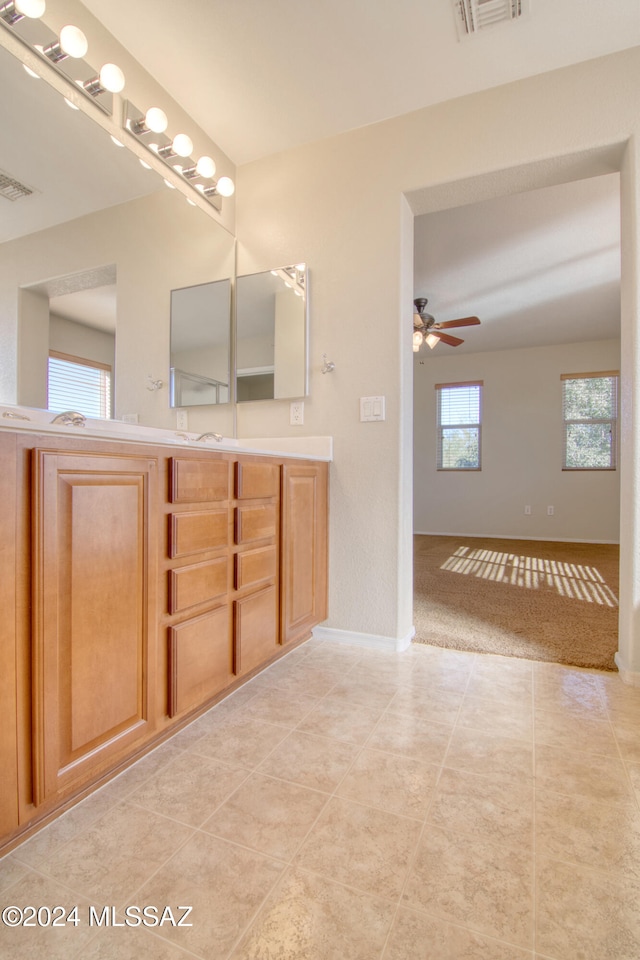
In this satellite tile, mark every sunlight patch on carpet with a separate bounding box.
[440,546,618,606]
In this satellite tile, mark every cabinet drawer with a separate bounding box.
[233,586,278,676]
[235,503,277,545]
[235,545,276,591]
[170,458,229,503]
[169,606,232,716]
[235,461,280,500]
[169,557,228,614]
[170,509,228,558]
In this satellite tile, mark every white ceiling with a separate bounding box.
[414,173,621,355]
[82,0,640,165]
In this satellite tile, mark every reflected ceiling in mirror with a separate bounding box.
[236,264,308,402]
[170,279,231,407]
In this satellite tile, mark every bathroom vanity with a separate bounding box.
[0,419,330,854]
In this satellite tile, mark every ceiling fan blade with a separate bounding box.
[433,331,464,347]
[434,316,480,329]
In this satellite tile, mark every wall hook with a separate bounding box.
[321,354,335,374]
[146,375,164,391]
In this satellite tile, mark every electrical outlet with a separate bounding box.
[290,401,304,426]
[176,409,188,431]
[121,413,138,424]
[547,505,555,516]
[524,505,532,515]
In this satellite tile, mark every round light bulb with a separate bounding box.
[195,155,216,178]
[23,64,40,79]
[215,176,235,198]
[413,331,423,350]
[172,133,193,158]
[15,0,46,17]
[59,24,88,59]
[145,106,168,134]
[163,179,176,190]
[139,158,152,170]
[63,97,79,110]
[99,63,125,93]
[110,136,124,148]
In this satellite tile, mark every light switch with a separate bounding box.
[360,396,386,422]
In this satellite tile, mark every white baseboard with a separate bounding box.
[614,651,640,686]
[312,624,415,652]
[414,531,619,545]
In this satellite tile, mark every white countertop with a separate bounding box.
[0,407,333,461]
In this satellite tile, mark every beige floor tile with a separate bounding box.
[457,694,533,741]
[0,871,96,960]
[382,907,534,959]
[269,662,345,698]
[627,761,640,797]
[537,857,640,960]
[128,751,249,827]
[257,729,359,792]
[427,767,534,848]
[321,676,398,710]
[238,686,319,727]
[536,789,640,880]
[534,709,618,757]
[80,926,194,960]
[534,674,607,720]
[133,832,286,959]
[471,654,535,681]
[535,744,633,804]
[465,672,533,705]
[187,716,289,767]
[0,855,30,895]
[599,676,640,717]
[408,662,473,694]
[296,697,384,745]
[336,748,440,819]
[403,826,534,950]
[611,715,640,762]
[444,727,534,784]
[366,712,453,765]
[104,743,185,800]
[36,802,194,908]
[295,796,422,901]
[230,866,395,960]
[11,785,122,869]
[386,685,464,725]
[202,772,328,860]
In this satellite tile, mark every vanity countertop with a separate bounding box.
[0,407,333,461]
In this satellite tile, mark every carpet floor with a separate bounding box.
[413,535,619,670]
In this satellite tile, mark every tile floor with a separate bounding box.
[2,638,640,959]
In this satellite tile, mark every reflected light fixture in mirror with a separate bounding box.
[236,264,308,403]
[0,0,45,25]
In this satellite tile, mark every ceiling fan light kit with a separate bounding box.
[413,298,480,352]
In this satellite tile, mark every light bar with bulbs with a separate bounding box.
[0,2,235,208]
[124,100,234,210]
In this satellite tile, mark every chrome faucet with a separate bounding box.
[50,411,86,426]
[195,432,223,442]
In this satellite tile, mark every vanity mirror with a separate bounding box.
[0,35,234,426]
[236,264,308,402]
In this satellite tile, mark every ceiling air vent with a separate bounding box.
[0,169,34,202]
[454,0,529,39]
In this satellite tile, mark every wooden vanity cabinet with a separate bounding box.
[1,433,328,855]
[281,461,328,646]
[31,448,158,806]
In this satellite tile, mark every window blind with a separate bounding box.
[435,380,483,470]
[561,371,618,470]
[48,351,112,420]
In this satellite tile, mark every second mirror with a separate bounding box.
[236,265,308,402]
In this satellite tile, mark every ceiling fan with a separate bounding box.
[413,298,480,351]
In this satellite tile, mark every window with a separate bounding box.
[561,371,618,470]
[436,380,483,470]
[47,351,112,420]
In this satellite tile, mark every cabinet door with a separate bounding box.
[234,586,278,676]
[280,462,328,645]
[0,433,18,836]
[32,450,157,805]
